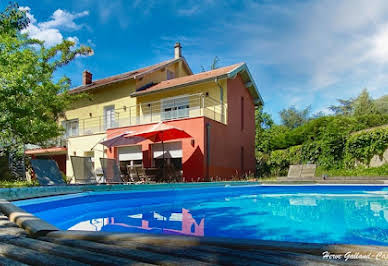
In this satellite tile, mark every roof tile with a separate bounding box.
[131,63,244,96]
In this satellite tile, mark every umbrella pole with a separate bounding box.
[162,139,165,180]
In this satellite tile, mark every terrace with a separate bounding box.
[63,93,226,138]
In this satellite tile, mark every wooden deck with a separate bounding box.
[0,212,387,265]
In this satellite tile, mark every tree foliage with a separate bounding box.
[329,98,354,116]
[279,105,311,129]
[0,3,92,152]
[353,89,379,116]
[329,89,385,116]
[375,95,388,114]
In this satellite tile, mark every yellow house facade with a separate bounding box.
[25,42,263,182]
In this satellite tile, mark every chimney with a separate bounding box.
[82,70,92,85]
[174,42,182,59]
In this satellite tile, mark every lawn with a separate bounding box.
[0,180,37,188]
[316,164,388,177]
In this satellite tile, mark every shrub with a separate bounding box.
[345,126,388,167]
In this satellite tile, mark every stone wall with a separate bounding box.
[369,148,388,167]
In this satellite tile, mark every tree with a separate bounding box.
[255,106,273,152]
[374,94,388,115]
[353,89,379,116]
[279,105,311,129]
[0,3,92,153]
[329,98,354,115]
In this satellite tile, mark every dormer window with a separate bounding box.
[167,70,175,80]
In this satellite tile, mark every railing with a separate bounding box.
[64,93,226,137]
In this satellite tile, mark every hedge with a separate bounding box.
[258,126,388,177]
[345,126,388,166]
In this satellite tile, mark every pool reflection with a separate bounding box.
[68,208,205,237]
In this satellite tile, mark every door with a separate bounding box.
[104,105,116,130]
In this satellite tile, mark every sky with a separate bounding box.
[3,0,388,122]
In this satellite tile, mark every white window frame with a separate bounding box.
[62,119,79,137]
[104,105,116,130]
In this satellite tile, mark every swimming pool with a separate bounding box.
[14,185,388,246]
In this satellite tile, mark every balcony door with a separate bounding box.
[161,95,189,121]
[104,105,116,130]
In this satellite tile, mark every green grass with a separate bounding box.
[0,180,37,188]
[257,176,277,181]
[316,164,388,177]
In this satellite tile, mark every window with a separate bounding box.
[62,119,79,137]
[104,105,116,130]
[161,96,189,120]
[167,70,175,80]
[241,97,244,131]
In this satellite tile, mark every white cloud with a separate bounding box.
[66,36,79,45]
[39,9,89,31]
[20,6,89,47]
[228,0,388,91]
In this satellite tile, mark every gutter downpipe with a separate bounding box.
[214,77,225,123]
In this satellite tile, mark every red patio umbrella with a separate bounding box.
[125,122,191,176]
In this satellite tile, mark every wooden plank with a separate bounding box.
[0,242,86,266]
[189,244,374,266]
[0,255,28,266]
[45,230,388,256]
[0,199,58,236]
[39,237,210,266]
[99,239,270,266]
[4,237,152,266]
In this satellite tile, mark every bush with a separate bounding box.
[345,126,388,166]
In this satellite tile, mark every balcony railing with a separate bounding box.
[64,93,226,137]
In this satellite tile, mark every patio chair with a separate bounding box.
[287,164,317,179]
[126,165,143,183]
[300,164,317,178]
[30,159,66,186]
[136,167,148,182]
[99,158,125,184]
[70,156,98,184]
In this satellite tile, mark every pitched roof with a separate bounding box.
[130,62,263,105]
[131,63,243,97]
[69,57,192,94]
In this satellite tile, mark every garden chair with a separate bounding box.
[30,159,66,186]
[70,156,98,184]
[99,158,126,184]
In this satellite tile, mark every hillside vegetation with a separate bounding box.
[256,89,388,177]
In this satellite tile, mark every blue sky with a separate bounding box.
[4,0,388,122]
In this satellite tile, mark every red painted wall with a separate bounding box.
[106,117,206,181]
[33,154,67,175]
[205,74,256,179]
[105,74,256,181]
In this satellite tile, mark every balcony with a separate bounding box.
[64,93,226,137]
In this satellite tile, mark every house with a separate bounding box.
[25,43,263,182]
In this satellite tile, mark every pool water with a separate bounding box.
[14,185,388,246]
